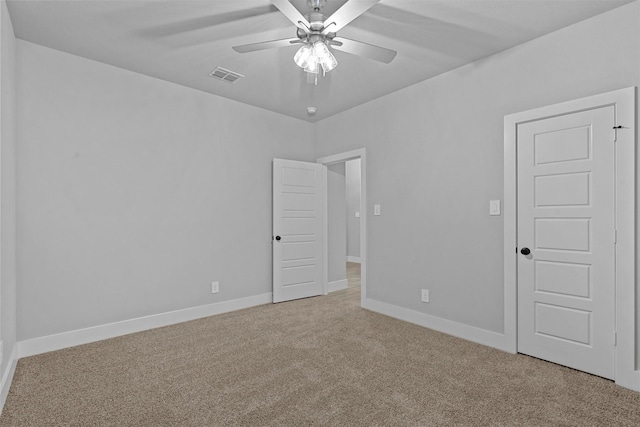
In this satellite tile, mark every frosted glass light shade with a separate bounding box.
[294,44,313,68]
[313,41,337,72]
[304,55,319,74]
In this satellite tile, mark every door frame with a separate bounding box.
[317,148,367,306]
[503,87,637,390]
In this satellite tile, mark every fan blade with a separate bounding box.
[139,6,278,39]
[233,38,303,53]
[322,0,379,34]
[330,37,396,64]
[271,0,311,31]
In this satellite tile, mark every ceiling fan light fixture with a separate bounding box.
[294,39,337,74]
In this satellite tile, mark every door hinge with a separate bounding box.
[613,332,617,346]
[614,230,617,244]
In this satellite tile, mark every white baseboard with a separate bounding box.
[617,370,640,392]
[347,256,361,263]
[328,279,348,293]
[362,298,512,353]
[0,345,19,416]
[18,293,273,358]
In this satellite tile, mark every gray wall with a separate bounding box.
[0,0,16,379]
[346,159,361,259]
[6,2,640,370]
[314,1,639,342]
[16,41,315,341]
[327,163,346,284]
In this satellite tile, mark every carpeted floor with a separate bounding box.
[1,263,639,426]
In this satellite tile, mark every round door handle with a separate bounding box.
[275,236,281,241]
[520,247,531,255]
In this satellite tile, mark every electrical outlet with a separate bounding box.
[421,289,430,303]
[211,281,220,294]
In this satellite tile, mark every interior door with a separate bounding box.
[272,158,326,303]
[517,106,615,379]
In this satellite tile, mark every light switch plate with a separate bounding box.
[355,211,360,218]
[489,200,501,216]
[374,204,381,216]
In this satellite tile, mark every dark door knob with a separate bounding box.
[520,247,531,255]
[275,236,281,241]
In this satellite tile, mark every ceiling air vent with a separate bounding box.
[209,67,244,84]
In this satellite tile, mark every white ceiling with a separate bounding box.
[7,0,633,122]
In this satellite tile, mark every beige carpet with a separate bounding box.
[1,264,639,426]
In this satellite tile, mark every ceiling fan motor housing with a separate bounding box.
[297,12,328,41]
[307,12,326,32]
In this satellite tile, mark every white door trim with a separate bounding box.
[317,148,367,306]
[504,87,637,391]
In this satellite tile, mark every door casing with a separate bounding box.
[503,87,637,390]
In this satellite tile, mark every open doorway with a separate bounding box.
[345,159,362,291]
[317,149,367,306]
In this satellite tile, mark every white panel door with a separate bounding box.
[517,106,615,379]
[273,159,326,303]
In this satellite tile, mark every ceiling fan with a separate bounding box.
[232,0,397,77]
